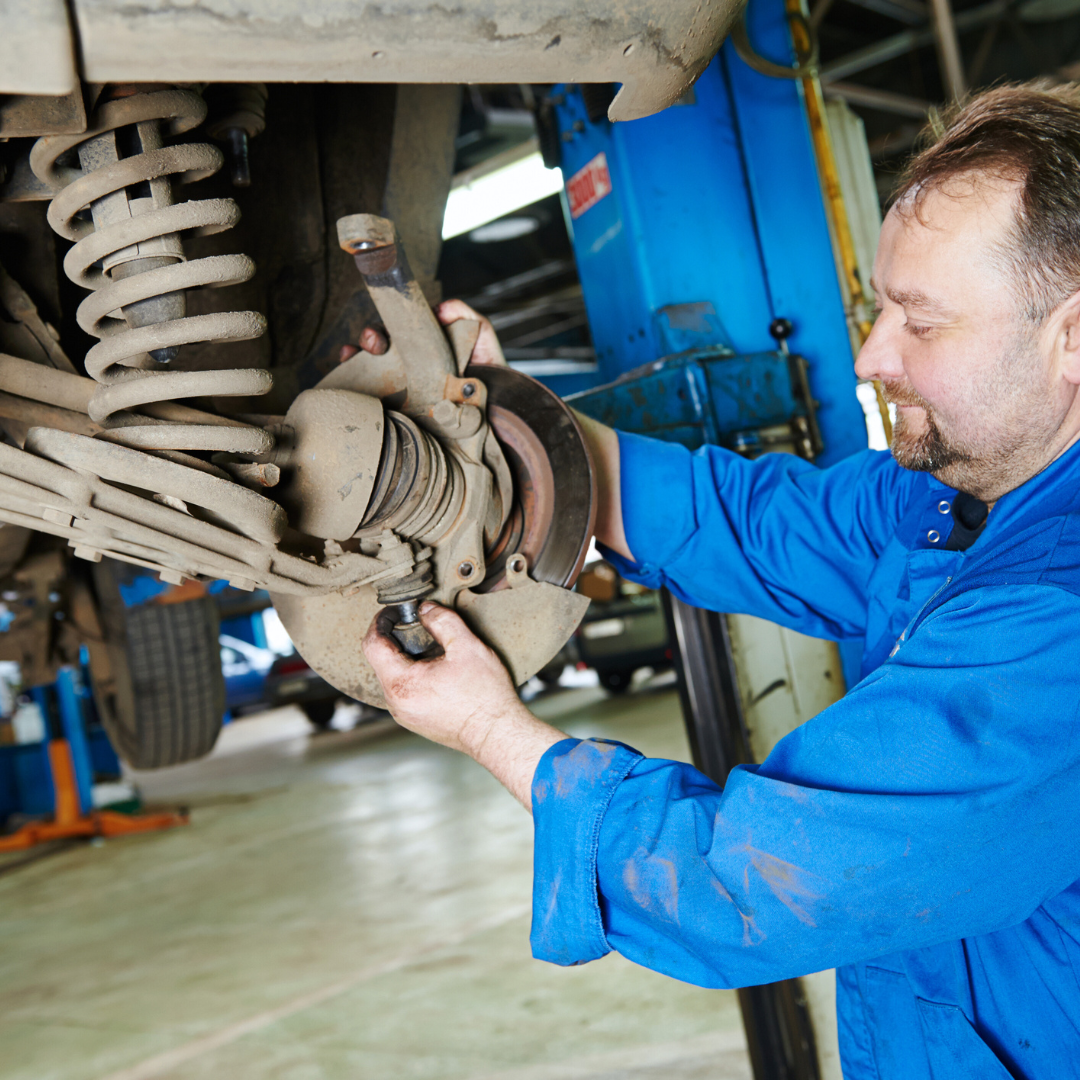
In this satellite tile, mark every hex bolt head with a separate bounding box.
[461,382,476,399]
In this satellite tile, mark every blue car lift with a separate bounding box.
[541,1,874,1076]
[0,666,186,853]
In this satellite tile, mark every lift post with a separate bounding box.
[0,666,187,852]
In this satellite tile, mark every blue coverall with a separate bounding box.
[529,431,1080,1079]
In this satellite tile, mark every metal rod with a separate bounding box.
[820,0,1006,83]
[824,81,931,117]
[929,0,967,99]
[809,0,838,31]
[843,0,928,26]
[967,16,1003,87]
[787,0,875,350]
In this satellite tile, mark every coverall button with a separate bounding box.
[928,530,941,543]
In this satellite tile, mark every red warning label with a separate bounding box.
[566,152,613,220]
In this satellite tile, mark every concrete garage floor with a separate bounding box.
[0,682,752,1080]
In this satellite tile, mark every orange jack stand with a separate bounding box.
[0,738,187,853]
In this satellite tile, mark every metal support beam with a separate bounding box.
[820,0,1007,83]
[663,594,822,1080]
[843,0,928,26]
[929,0,967,99]
[824,81,930,117]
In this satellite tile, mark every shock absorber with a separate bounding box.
[28,87,271,458]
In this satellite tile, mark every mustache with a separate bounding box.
[880,381,931,409]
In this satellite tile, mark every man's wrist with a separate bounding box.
[462,699,568,809]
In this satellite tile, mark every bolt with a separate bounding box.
[396,599,420,625]
[457,561,475,579]
[461,382,476,399]
[224,127,251,187]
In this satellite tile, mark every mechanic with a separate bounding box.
[363,83,1080,1078]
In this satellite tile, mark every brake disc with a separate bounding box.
[269,214,594,709]
[471,363,594,593]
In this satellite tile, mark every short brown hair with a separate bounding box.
[893,82,1080,322]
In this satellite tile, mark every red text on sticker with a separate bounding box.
[566,153,613,220]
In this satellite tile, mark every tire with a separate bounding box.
[598,668,634,694]
[87,562,225,769]
[536,661,564,687]
[301,699,336,730]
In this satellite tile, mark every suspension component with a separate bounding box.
[204,83,268,188]
[29,87,270,457]
[267,213,596,707]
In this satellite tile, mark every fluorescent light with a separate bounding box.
[443,138,564,240]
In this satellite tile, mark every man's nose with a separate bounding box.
[854,317,904,383]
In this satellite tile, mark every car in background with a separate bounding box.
[222,634,350,731]
[220,635,278,714]
[574,563,672,693]
[265,653,343,730]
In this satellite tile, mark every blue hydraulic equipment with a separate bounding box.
[541,0,867,467]
[0,666,186,852]
[540,2,872,1077]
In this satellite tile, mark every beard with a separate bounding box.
[881,328,1058,499]
[884,383,972,475]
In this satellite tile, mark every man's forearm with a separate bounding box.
[571,410,632,561]
[464,700,568,811]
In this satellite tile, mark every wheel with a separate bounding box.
[598,668,634,694]
[85,561,225,769]
[536,663,563,687]
[301,699,337,730]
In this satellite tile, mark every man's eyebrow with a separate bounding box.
[879,283,956,315]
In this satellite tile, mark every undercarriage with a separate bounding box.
[0,79,597,760]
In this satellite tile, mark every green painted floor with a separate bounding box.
[0,684,751,1080]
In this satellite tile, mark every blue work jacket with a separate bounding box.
[530,430,1080,1079]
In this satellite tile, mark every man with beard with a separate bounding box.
[364,84,1080,1078]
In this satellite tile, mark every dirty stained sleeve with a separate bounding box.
[602,431,915,641]
[531,585,1080,987]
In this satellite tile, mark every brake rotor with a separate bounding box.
[474,363,595,591]
[270,363,595,707]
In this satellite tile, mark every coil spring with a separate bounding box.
[29,88,272,457]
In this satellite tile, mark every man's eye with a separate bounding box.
[904,322,932,337]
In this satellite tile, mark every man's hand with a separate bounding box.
[362,602,567,809]
[336,299,507,367]
[339,325,390,363]
[435,299,508,367]
[434,299,632,559]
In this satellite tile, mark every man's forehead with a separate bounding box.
[875,174,1022,304]
[888,173,1022,244]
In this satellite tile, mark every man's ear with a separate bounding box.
[1054,289,1080,385]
